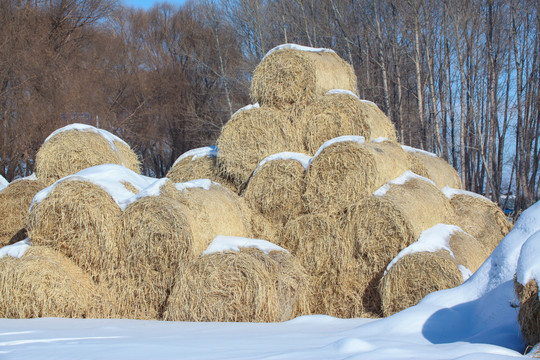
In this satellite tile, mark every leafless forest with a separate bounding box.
[0,0,538,214]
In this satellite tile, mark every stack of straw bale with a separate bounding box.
[0,178,46,246]
[35,123,141,185]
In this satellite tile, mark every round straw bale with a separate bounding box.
[216,106,302,189]
[404,147,461,189]
[406,152,431,178]
[446,190,512,253]
[164,246,309,322]
[282,214,366,318]
[300,92,372,155]
[0,246,109,318]
[360,100,398,142]
[35,124,141,184]
[112,191,195,320]
[250,46,358,109]
[0,179,46,246]
[304,138,409,219]
[27,180,122,283]
[379,250,463,316]
[168,181,252,256]
[516,279,540,347]
[243,154,309,228]
[447,229,489,273]
[345,173,454,314]
[166,147,238,194]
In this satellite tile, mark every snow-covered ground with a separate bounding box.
[2,200,540,359]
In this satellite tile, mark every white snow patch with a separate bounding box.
[263,44,335,60]
[174,179,216,192]
[254,152,312,174]
[11,173,37,184]
[371,137,390,143]
[31,164,161,211]
[516,230,540,287]
[0,175,8,190]
[203,235,289,255]
[172,146,218,168]
[44,123,129,151]
[0,238,30,259]
[442,186,489,201]
[401,145,438,157]
[326,89,359,98]
[386,224,463,273]
[459,265,473,281]
[232,103,260,117]
[311,135,365,163]
[373,171,437,197]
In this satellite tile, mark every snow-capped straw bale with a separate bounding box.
[0,178,46,246]
[299,92,372,155]
[515,231,540,347]
[216,106,301,189]
[168,180,252,256]
[166,146,238,194]
[443,187,512,253]
[242,153,310,227]
[402,146,461,189]
[282,214,365,318]
[27,165,160,283]
[359,100,398,142]
[379,250,463,316]
[0,245,110,319]
[250,44,358,109]
[345,172,454,315]
[35,124,141,185]
[303,137,409,219]
[164,237,309,322]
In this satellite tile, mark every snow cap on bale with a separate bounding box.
[35,123,141,185]
[166,146,238,194]
[0,176,46,246]
[379,224,489,316]
[164,236,309,322]
[243,152,310,228]
[345,172,455,315]
[514,230,540,347]
[282,214,366,318]
[250,44,358,109]
[303,137,409,220]
[216,105,302,189]
[0,244,111,319]
[27,164,164,283]
[0,175,8,190]
[402,146,461,189]
[443,187,512,252]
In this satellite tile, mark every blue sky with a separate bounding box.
[122,0,187,10]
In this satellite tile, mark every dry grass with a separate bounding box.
[250,48,358,109]
[516,279,540,347]
[216,106,302,189]
[168,182,252,256]
[360,101,397,142]
[0,246,111,319]
[345,176,454,315]
[0,179,46,246]
[282,214,366,318]
[299,93,372,155]
[35,128,141,185]
[163,247,309,322]
[166,152,238,194]
[243,157,307,228]
[303,139,409,219]
[407,150,461,189]
[449,193,512,253]
[448,229,490,273]
[379,250,463,316]
[111,189,195,320]
[27,180,123,283]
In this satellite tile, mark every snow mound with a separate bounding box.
[203,235,289,255]
[516,230,540,286]
[263,44,335,60]
[254,152,312,174]
[44,123,129,151]
[373,171,437,197]
[0,238,30,259]
[172,146,218,168]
